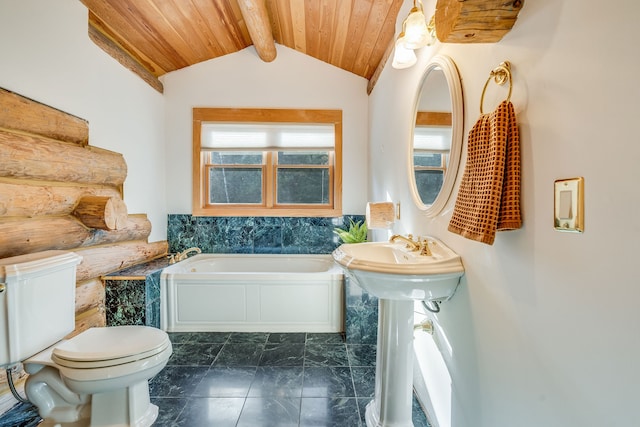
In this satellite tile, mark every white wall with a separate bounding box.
[161,44,369,215]
[370,1,640,426]
[0,0,167,241]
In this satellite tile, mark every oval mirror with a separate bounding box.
[408,55,464,216]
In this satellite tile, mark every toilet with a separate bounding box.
[0,250,172,427]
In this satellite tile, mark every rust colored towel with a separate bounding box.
[448,100,521,245]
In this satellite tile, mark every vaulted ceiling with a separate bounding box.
[80,0,405,94]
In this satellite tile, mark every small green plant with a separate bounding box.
[333,219,367,243]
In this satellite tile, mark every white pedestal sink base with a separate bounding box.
[365,299,415,427]
[332,240,464,427]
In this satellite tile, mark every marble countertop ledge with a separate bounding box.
[104,256,171,280]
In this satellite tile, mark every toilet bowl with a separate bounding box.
[24,326,172,427]
[0,251,173,427]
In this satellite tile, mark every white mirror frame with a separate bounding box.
[408,55,464,217]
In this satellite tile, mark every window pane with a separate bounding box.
[278,151,329,165]
[209,168,262,204]
[414,152,443,167]
[277,168,329,204]
[210,151,262,165]
[414,170,443,205]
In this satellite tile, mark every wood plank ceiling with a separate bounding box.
[81,0,405,94]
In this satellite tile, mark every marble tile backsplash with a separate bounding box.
[167,214,365,254]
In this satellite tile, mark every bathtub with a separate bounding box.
[160,254,344,333]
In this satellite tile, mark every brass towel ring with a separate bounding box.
[480,61,512,114]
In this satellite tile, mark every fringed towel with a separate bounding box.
[448,100,522,245]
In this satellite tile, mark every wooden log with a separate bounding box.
[73,196,128,230]
[237,0,277,62]
[87,18,164,93]
[0,178,122,217]
[435,0,524,43]
[83,214,152,246]
[74,240,168,282]
[0,216,89,258]
[0,129,127,186]
[367,35,395,95]
[69,306,106,338]
[0,87,89,145]
[0,214,153,258]
[75,278,105,314]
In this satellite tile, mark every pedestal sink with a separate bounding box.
[332,237,464,427]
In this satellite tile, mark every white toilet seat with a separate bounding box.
[24,325,172,382]
[55,342,172,384]
[52,326,170,369]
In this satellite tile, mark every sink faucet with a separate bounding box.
[169,247,202,264]
[389,234,432,256]
[418,238,432,256]
[389,234,420,251]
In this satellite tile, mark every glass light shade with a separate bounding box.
[392,34,417,69]
[403,8,429,49]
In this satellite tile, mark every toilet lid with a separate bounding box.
[52,326,170,368]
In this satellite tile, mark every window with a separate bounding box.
[413,126,451,205]
[193,108,342,217]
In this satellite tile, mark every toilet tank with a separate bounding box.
[0,250,82,368]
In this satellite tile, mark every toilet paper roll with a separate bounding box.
[366,202,395,229]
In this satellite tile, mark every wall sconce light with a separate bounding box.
[392,1,436,70]
[403,0,430,49]
[391,30,417,69]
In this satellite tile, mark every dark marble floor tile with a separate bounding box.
[192,366,257,397]
[346,344,377,367]
[168,342,223,366]
[173,397,244,427]
[0,402,40,427]
[302,366,355,398]
[214,343,265,366]
[189,331,231,343]
[167,331,197,344]
[304,343,349,367]
[356,398,371,426]
[228,332,269,343]
[150,397,188,427]
[413,395,432,427]
[305,332,344,344]
[354,396,432,427]
[351,366,375,398]
[299,397,362,427]
[259,343,305,366]
[1,332,432,427]
[268,332,306,343]
[149,366,209,398]
[236,397,301,427]
[248,367,304,398]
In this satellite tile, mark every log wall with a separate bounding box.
[0,87,168,402]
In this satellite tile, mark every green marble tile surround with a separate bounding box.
[104,257,169,328]
[344,277,378,344]
[167,214,364,254]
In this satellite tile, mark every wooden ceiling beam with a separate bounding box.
[88,22,164,93]
[366,34,394,95]
[237,0,277,62]
[435,0,524,43]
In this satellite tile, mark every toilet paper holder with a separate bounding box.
[366,202,400,229]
